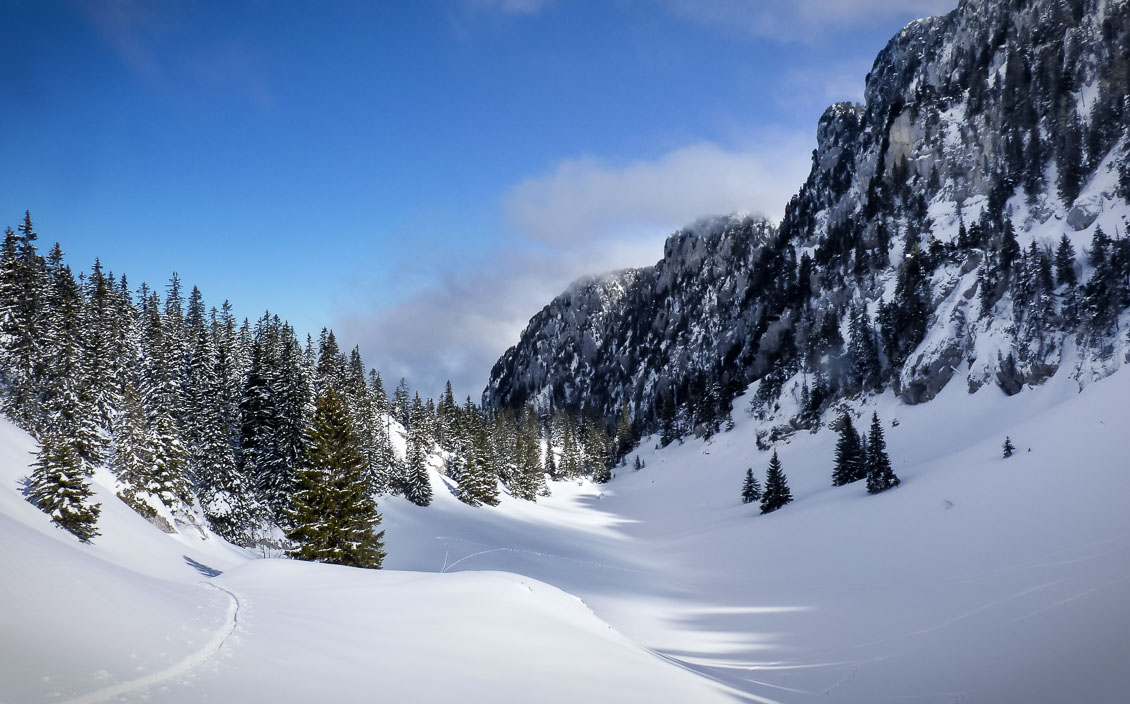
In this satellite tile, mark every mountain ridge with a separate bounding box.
[484,0,1130,446]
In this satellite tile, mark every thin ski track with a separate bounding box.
[57,582,240,704]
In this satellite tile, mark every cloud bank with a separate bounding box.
[336,134,812,400]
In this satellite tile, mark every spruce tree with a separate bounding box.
[614,401,633,460]
[865,412,900,494]
[403,400,433,506]
[741,467,761,505]
[458,426,500,507]
[832,412,864,486]
[286,389,385,568]
[760,450,792,514]
[1055,234,1077,287]
[27,432,101,542]
[1002,436,1015,458]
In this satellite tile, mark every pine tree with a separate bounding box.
[865,412,900,494]
[0,213,49,432]
[27,432,101,542]
[614,401,633,460]
[240,341,288,518]
[760,450,792,514]
[459,426,500,507]
[403,399,433,506]
[1002,436,1015,458]
[1055,234,1077,287]
[286,390,385,568]
[740,467,761,505]
[832,412,864,486]
[849,303,881,390]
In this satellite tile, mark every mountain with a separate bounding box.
[484,0,1130,442]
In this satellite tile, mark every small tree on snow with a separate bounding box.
[1002,436,1015,458]
[832,412,864,486]
[760,450,793,514]
[286,389,385,569]
[741,467,761,505]
[865,412,900,494]
[27,433,101,542]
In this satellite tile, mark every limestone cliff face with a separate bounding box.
[487,0,1130,439]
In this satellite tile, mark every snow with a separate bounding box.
[3,362,1130,702]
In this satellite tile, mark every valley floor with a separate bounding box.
[3,364,1129,703]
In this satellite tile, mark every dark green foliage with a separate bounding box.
[1002,436,1015,458]
[403,397,433,506]
[865,412,900,494]
[286,390,385,569]
[760,450,792,514]
[832,412,864,486]
[614,401,634,461]
[28,432,101,542]
[1057,108,1084,205]
[1055,234,1077,287]
[458,426,499,507]
[741,467,761,505]
[879,248,930,367]
[849,303,882,391]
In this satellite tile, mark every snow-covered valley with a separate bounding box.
[4,362,1128,703]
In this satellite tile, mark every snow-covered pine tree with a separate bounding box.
[760,449,792,514]
[0,213,50,433]
[27,431,101,542]
[403,398,433,506]
[1002,436,1015,458]
[458,425,500,507]
[865,412,900,494]
[136,299,192,509]
[286,389,385,569]
[392,377,411,426]
[740,467,761,505]
[240,340,288,519]
[614,401,633,461]
[832,412,863,486]
[849,303,881,391]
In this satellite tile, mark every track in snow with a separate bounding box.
[58,582,240,704]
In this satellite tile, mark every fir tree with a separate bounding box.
[1055,234,1077,287]
[760,450,792,514]
[614,401,633,460]
[286,389,385,568]
[849,303,881,390]
[27,432,102,542]
[1002,436,1015,458]
[740,467,761,505]
[865,412,900,494]
[403,399,433,506]
[832,412,864,486]
[459,426,500,507]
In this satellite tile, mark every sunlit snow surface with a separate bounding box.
[3,365,1130,703]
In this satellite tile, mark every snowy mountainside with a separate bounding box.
[484,0,1130,438]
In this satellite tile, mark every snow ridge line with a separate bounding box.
[58,582,240,704]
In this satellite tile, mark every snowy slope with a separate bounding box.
[0,423,736,703]
[3,362,1129,702]
[381,362,1130,703]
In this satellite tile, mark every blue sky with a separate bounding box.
[0,0,955,399]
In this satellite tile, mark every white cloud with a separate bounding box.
[501,136,813,246]
[336,133,813,400]
[654,0,957,41]
[462,0,554,16]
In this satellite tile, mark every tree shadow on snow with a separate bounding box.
[184,555,223,578]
